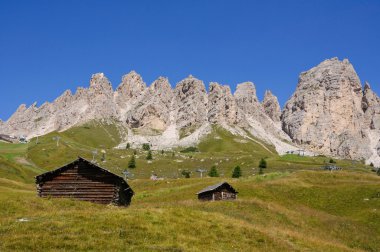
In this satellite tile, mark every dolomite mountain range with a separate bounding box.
[1,57,380,166]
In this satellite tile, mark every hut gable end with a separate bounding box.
[197,182,238,201]
[35,157,134,206]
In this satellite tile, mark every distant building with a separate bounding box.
[35,157,134,206]
[197,182,238,201]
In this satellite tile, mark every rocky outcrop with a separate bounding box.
[208,82,238,124]
[173,75,208,129]
[4,58,380,164]
[125,77,173,132]
[282,57,371,161]
[262,90,281,123]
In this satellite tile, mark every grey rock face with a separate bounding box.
[282,57,371,160]
[173,75,208,129]
[208,82,238,124]
[115,71,146,114]
[126,77,173,131]
[262,90,281,122]
[362,82,380,130]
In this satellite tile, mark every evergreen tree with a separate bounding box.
[259,158,267,169]
[146,150,153,160]
[232,165,242,178]
[161,150,164,154]
[126,143,130,149]
[128,155,136,169]
[370,162,374,167]
[133,150,137,155]
[208,166,219,177]
[142,143,150,151]
[181,170,191,178]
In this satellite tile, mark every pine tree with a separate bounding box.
[146,150,153,160]
[259,158,267,169]
[126,143,130,149]
[208,166,219,177]
[142,143,150,151]
[128,155,136,168]
[232,165,242,178]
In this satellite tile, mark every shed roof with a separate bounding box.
[35,156,134,194]
[197,182,238,195]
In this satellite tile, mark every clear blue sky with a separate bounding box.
[1,0,380,121]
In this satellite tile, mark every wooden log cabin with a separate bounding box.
[197,182,238,201]
[35,157,134,206]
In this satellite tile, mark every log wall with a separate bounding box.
[37,162,124,205]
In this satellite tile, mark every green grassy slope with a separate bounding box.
[24,124,372,180]
[0,123,379,251]
[0,171,379,251]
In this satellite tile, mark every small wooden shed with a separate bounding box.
[35,157,134,206]
[197,182,238,201]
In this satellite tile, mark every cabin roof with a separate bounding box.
[197,182,238,195]
[35,156,134,194]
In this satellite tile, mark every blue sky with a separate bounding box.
[1,0,379,120]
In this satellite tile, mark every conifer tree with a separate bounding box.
[259,158,267,169]
[146,150,153,160]
[232,165,242,178]
[128,155,136,168]
[208,165,219,177]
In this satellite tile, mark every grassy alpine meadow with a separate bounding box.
[0,123,379,251]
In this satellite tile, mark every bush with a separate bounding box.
[126,143,130,149]
[329,158,336,164]
[128,155,136,168]
[370,162,374,167]
[142,143,150,151]
[181,170,191,178]
[133,150,137,155]
[232,166,242,178]
[377,168,380,176]
[208,166,219,177]
[146,150,153,160]
[259,158,267,169]
[180,146,199,153]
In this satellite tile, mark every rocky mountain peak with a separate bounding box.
[116,71,146,104]
[150,77,171,94]
[208,82,238,124]
[89,73,113,94]
[174,76,208,128]
[262,90,281,122]
[282,57,369,161]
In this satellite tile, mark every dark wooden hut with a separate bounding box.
[197,182,238,201]
[35,157,134,206]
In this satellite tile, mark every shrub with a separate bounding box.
[128,155,136,168]
[146,150,153,160]
[142,143,150,151]
[329,158,336,164]
[181,170,191,178]
[126,143,130,149]
[259,158,267,169]
[377,168,380,176]
[208,166,219,177]
[232,166,242,178]
[370,162,374,167]
[180,146,199,153]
